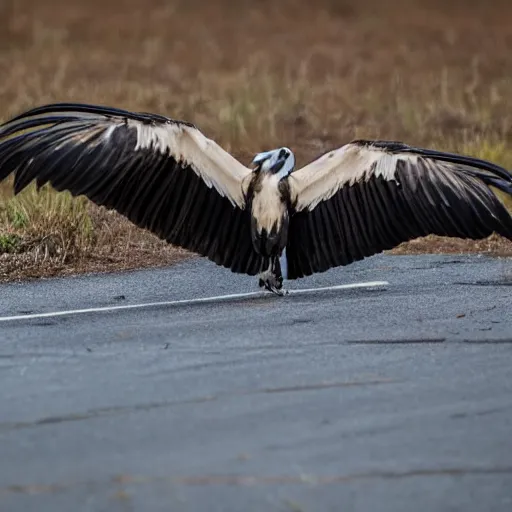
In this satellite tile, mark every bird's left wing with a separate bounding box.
[286,140,512,279]
[0,103,263,275]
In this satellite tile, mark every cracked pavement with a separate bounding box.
[1,254,512,511]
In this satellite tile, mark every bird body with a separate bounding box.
[248,173,289,252]
[1,102,511,295]
[246,170,292,292]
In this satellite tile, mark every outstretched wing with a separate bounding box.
[286,140,512,279]
[0,102,264,275]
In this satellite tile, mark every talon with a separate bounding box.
[272,286,286,297]
[260,274,285,296]
[258,257,285,296]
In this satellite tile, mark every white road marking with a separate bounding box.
[0,281,388,323]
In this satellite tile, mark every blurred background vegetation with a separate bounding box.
[1,0,511,281]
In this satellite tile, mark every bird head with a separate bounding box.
[251,147,295,179]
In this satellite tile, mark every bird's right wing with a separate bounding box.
[0,103,264,275]
[286,140,512,279]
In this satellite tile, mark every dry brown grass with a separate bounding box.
[1,0,512,282]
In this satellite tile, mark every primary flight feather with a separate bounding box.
[1,102,511,294]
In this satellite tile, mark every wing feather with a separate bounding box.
[0,102,263,275]
[287,140,512,279]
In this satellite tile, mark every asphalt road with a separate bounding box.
[1,253,512,512]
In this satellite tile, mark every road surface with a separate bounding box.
[1,254,512,512]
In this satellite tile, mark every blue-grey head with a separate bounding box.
[251,147,295,179]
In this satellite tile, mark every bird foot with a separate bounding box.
[258,272,286,296]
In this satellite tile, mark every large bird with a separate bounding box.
[1,102,511,295]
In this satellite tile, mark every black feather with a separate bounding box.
[0,102,262,276]
[286,143,512,280]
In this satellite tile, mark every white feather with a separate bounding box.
[127,119,252,208]
[251,174,286,232]
[289,143,417,211]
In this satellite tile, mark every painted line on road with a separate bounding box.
[0,281,389,323]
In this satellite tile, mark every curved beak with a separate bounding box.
[251,150,273,168]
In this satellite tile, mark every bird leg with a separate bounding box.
[258,256,286,296]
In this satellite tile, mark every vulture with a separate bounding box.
[0,102,511,295]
